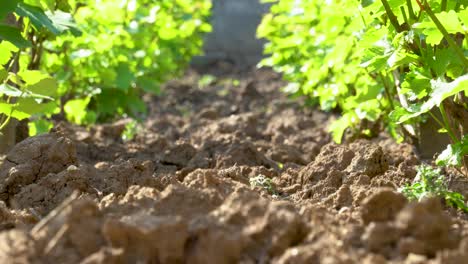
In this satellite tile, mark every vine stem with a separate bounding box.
[381,0,403,32]
[439,103,459,143]
[428,111,450,134]
[440,0,447,11]
[406,0,416,20]
[379,73,395,110]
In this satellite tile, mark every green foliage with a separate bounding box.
[121,119,139,142]
[249,174,277,194]
[0,0,78,133]
[258,0,468,145]
[437,134,468,167]
[198,74,217,88]
[43,0,212,124]
[1,0,212,136]
[399,165,468,213]
[258,0,387,142]
[28,118,53,135]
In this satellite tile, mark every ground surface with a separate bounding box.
[0,66,467,263]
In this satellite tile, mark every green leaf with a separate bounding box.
[56,0,72,12]
[0,0,21,21]
[0,102,30,120]
[0,24,31,48]
[15,97,58,117]
[115,63,134,90]
[435,11,463,33]
[19,70,58,97]
[0,69,7,83]
[64,97,95,125]
[28,119,53,136]
[437,144,462,167]
[387,0,405,9]
[25,78,57,98]
[137,76,160,94]
[15,3,60,35]
[401,72,431,101]
[436,135,468,167]
[445,192,468,213]
[0,41,18,65]
[45,10,82,36]
[329,113,355,143]
[431,48,459,77]
[0,83,23,97]
[398,75,468,122]
[0,97,54,120]
[426,75,468,109]
[19,70,49,85]
[387,50,419,70]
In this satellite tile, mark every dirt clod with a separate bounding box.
[361,188,408,224]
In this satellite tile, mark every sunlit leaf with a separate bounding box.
[64,97,94,125]
[436,135,468,167]
[45,10,82,36]
[28,119,53,136]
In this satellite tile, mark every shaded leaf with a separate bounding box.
[0,24,31,48]
[16,3,60,35]
[0,0,21,21]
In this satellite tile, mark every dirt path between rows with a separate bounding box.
[0,66,467,263]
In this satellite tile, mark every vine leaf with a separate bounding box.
[395,74,468,123]
[0,0,21,21]
[15,3,60,35]
[0,25,31,48]
[436,136,468,167]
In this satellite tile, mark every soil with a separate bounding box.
[0,65,467,263]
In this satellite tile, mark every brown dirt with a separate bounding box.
[0,66,467,263]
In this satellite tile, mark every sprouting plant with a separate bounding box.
[249,174,277,195]
[121,120,139,142]
[399,165,468,213]
[198,74,217,88]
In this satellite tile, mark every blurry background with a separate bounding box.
[193,0,271,67]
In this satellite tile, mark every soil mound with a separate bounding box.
[0,69,466,263]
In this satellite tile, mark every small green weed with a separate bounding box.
[399,165,468,213]
[436,135,468,170]
[198,74,217,88]
[216,88,230,97]
[221,78,240,87]
[121,120,140,142]
[249,174,277,195]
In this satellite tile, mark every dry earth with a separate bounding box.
[0,65,467,263]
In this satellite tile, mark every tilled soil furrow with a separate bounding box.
[0,68,467,263]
